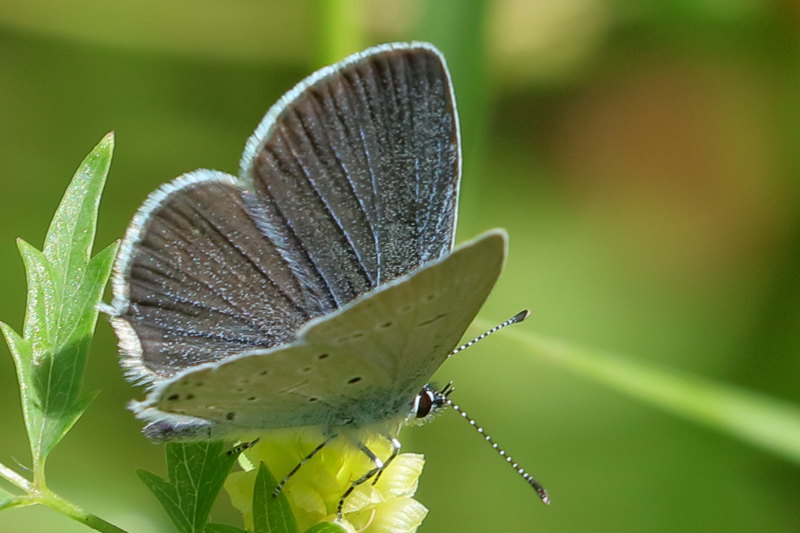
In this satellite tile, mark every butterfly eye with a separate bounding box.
[413,389,435,418]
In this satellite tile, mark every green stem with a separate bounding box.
[38,490,128,533]
[0,462,127,533]
[0,461,33,492]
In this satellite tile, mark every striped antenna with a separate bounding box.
[446,397,550,504]
[446,309,531,361]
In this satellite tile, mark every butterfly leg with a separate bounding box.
[336,437,401,519]
[228,437,260,456]
[371,437,401,486]
[273,434,337,497]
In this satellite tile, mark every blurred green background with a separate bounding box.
[1,0,799,531]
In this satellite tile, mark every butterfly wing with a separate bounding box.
[110,172,325,383]
[241,42,460,306]
[135,231,505,437]
[109,43,459,385]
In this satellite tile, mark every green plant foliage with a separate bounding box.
[138,441,245,533]
[304,523,347,533]
[0,133,117,471]
[505,328,800,464]
[205,524,248,533]
[0,487,16,510]
[252,463,298,533]
[0,134,125,532]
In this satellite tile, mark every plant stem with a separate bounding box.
[39,490,128,533]
[0,461,33,492]
[0,462,127,533]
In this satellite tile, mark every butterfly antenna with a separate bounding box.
[446,397,550,504]
[446,309,531,361]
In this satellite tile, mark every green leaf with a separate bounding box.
[139,441,242,533]
[11,240,116,464]
[504,328,800,465]
[30,243,116,462]
[0,135,116,470]
[252,463,297,533]
[43,132,113,328]
[304,523,347,533]
[1,134,117,470]
[18,239,58,354]
[0,135,126,532]
[61,241,119,345]
[0,322,37,450]
[205,524,249,533]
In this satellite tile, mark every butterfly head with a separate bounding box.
[410,382,454,425]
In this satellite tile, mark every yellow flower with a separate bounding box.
[224,427,428,533]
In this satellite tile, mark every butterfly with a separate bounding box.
[106,42,547,507]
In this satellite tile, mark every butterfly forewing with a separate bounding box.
[243,44,459,305]
[140,231,505,433]
[111,172,318,381]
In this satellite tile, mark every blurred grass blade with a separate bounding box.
[252,463,298,533]
[313,0,364,67]
[139,441,243,533]
[505,329,800,465]
[0,133,117,470]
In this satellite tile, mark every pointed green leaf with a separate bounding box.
[27,342,96,462]
[205,524,249,533]
[504,328,800,465]
[137,473,184,531]
[2,136,117,467]
[252,463,297,533]
[60,241,118,347]
[7,242,115,462]
[28,242,119,462]
[43,132,113,314]
[139,441,243,533]
[304,523,346,533]
[138,469,192,533]
[17,239,58,354]
[0,321,44,462]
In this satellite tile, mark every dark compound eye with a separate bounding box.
[414,389,434,418]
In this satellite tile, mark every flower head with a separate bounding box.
[224,427,427,533]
